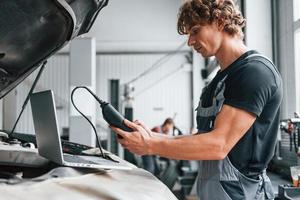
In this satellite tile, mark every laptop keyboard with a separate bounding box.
[63,154,119,165]
[63,154,98,164]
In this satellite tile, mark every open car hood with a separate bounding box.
[0,0,109,99]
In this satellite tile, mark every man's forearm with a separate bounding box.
[150,132,191,139]
[150,132,171,138]
[148,131,227,161]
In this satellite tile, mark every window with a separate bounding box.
[295,30,300,112]
[294,0,300,21]
[294,0,300,112]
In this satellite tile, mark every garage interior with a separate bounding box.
[0,0,300,199]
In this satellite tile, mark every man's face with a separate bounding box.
[187,22,223,57]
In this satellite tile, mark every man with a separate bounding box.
[111,0,282,199]
[142,118,174,175]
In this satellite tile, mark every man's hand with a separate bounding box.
[110,119,152,155]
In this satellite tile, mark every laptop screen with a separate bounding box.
[30,90,64,164]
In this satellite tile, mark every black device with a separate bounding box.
[71,86,133,133]
[100,101,133,132]
[71,86,132,160]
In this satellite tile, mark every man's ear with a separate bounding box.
[217,18,225,31]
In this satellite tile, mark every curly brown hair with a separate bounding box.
[177,0,246,37]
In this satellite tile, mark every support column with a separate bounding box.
[108,79,119,154]
[69,38,97,147]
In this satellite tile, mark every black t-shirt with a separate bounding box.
[200,50,283,176]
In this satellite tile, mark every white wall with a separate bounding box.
[87,0,185,44]
[295,30,300,114]
[6,56,69,134]
[277,0,296,118]
[59,0,188,53]
[245,0,273,59]
[87,0,195,133]
[96,53,193,134]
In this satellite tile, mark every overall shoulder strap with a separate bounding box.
[244,53,280,75]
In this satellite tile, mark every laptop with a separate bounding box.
[30,90,132,170]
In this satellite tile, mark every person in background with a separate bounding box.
[151,118,174,135]
[141,118,174,175]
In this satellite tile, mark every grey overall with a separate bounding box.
[195,54,275,200]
